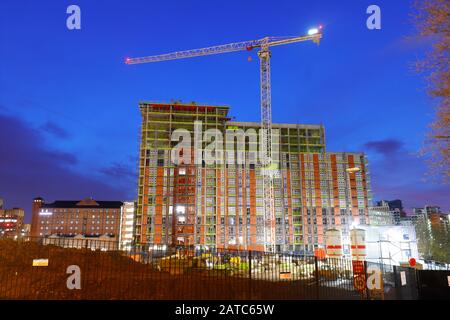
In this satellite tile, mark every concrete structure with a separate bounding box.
[0,207,25,237]
[362,224,419,266]
[31,197,123,243]
[135,102,372,254]
[119,201,136,250]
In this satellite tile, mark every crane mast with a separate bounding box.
[126,30,322,253]
[257,39,276,252]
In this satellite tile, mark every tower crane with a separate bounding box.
[126,27,323,252]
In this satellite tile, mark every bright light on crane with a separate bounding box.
[308,28,320,35]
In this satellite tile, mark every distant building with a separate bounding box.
[413,205,449,233]
[31,197,44,237]
[0,197,4,209]
[0,207,25,237]
[411,205,449,261]
[368,203,395,226]
[376,199,406,225]
[119,201,135,250]
[31,197,123,244]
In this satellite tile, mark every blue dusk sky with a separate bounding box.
[0,0,448,221]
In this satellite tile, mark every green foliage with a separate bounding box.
[414,217,450,263]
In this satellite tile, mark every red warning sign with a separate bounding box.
[352,260,364,275]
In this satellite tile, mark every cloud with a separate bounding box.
[362,138,449,211]
[40,122,71,139]
[100,162,136,180]
[364,139,404,156]
[0,113,131,222]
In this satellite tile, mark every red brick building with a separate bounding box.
[31,197,123,240]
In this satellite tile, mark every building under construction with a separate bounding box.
[135,102,372,254]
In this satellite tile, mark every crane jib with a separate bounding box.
[125,33,321,65]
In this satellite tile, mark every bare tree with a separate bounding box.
[413,0,450,183]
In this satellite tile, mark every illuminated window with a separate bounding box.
[176,206,185,214]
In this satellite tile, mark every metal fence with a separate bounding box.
[393,265,419,300]
[0,237,447,300]
[421,260,450,271]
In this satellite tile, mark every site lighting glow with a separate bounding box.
[308,28,319,35]
[346,167,361,174]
